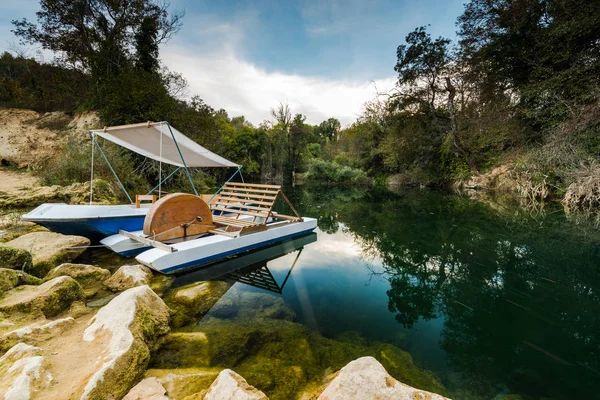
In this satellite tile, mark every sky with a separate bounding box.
[0,0,466,126]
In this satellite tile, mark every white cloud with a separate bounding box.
[161,44,396,126]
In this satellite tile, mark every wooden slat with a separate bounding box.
[118,230,177,253]
[213,216,259,226]
[215,202,271,213]
[271,213,301,221]
[219,191,277,201]
[212,207,269,218]
[222,185,280,195]
[215,196,274,207]
[225,182,281,190]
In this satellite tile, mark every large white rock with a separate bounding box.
[80,285,170,400]
[5,231,90,277]
[104,264,153,291]
[0,343,53,399]
[123,377,168,400]
[204,369,268,400]
[318,357,450,400]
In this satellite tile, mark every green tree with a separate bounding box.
[135,16,160,72]
[12,0,183,86]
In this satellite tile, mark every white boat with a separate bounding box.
[22,121,240,241]
[21,203,149,241]
[101,182,318,274]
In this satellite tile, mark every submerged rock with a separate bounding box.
[80,285,170,400]
[123,377,169,400]
[0,267,41,294]
[5,231,90,277]
[145,367,222,400]
[318,356,449,400]
[0,276,84,318]
[152,317,448,400]
[151,332,211,369]
[0,343,53,399]
[0,245,33,270]
[168,280,231,327]
[205,369,268,400]
[104,264,153,292]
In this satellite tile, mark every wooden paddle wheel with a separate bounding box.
[143,193,216,241]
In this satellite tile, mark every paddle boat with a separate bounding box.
[21,121,239,241]
[101,182,318,274]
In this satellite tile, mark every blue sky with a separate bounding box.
[0,0,466,125]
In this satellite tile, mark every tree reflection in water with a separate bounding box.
[287,186,600,399]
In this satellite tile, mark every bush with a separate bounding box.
[304,159,370,185]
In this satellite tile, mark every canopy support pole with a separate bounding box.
[92,135,134,204]
[165,121,198,196]
[89,131,94,205]
[158,123,163,199]
[147,167,181,195]
[208,166,242,203]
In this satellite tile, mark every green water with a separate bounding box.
[162,187,600,399]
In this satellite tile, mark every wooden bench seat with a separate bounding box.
[209,182,302,236]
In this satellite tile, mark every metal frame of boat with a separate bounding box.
[21,121,241,240]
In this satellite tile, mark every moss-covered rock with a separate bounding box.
[152,317,449,400]
[122,377,168,400]
[151,332,211,369]
[376,343,448,396]
[318,356,449,400]
[167,280,231,327]
[45,263,110,298]
[0,343,53,397]
[104,264,153,292]
[0,316,75,352]
[0,245,32,270]
[45,263,110,284]
[80,285,170,400]
[204,369,268,400]
[5,232,90,277]
[144,367,222,400]
[0,267,41,295]
[0,275,84,318]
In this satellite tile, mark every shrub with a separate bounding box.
[304,159,370,185]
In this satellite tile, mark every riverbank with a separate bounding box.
[0,226,450,399]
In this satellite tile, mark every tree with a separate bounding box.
[458,0,600,128]
[316,118,341,142]
[394,26,451,109]
[394,26,470,167]
[12,0,184,84]
[287,113,310,182]
[135,16,159,72]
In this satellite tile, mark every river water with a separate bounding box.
[92,186,600,399]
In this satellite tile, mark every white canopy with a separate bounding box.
[90,121,239,168]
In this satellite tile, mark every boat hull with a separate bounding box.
[22,204,148,242]
[135,218,318,274]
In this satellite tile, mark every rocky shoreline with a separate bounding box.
[0,229,451,399]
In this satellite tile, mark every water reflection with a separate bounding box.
[282,187,600,399]
[171,233,317,292]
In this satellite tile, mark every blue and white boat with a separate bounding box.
[21,121,240,241]
[21,203,149,242]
